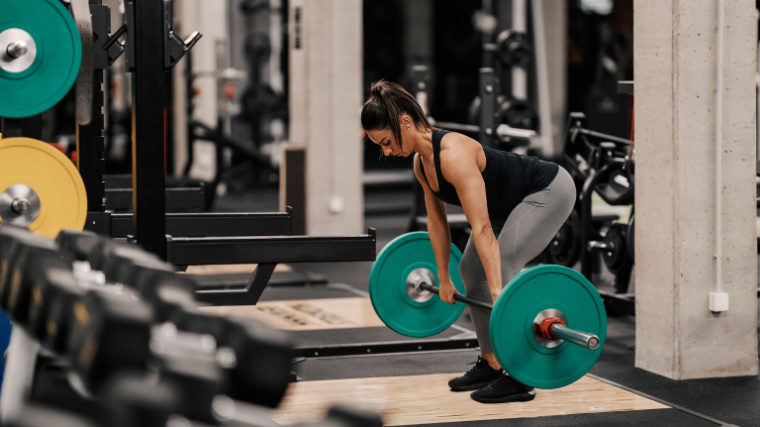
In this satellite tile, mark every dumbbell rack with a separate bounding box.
[75,0,377,307]
[560,113,635,315]
[0,227,385,426]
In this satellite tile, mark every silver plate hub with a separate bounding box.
[0,184,41,227]
[532,308,568,348]
[0,29,37,74]
[405,268,436,303]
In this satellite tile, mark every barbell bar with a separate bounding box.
[415,281,600,351]
[431,120,537,142]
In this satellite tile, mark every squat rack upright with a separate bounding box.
[78,0,376,306]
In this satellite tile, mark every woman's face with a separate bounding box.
[366,128,409,158]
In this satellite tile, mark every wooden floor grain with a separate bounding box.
[184,263,292,275]
[199,297,385,331]
[271,374,668,426]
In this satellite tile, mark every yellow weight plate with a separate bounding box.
[0,138,86,238]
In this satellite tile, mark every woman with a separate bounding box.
[361,80,576,404]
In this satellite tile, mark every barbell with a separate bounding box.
[369,232,607,390]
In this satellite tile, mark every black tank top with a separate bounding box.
[419,129,559,221]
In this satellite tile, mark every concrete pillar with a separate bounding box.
[287,0,363,236]
[172,0,227,181]
[634,0,758,379]
[524,0,566,158]
[540,0,566,158]
[402,0,433,71]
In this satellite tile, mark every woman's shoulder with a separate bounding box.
[439,131,482,166]
[439,131,479,151]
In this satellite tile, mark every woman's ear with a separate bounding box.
[401,115,412,130]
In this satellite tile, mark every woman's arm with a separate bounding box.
[412,154,458,304]
[440,137,502,303]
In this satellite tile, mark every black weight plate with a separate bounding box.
[602,223,628,274]
[549,209,581,267]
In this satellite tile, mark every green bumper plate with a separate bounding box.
[490,265,606,389]
[0,0,82,118]
[369,232,466,338]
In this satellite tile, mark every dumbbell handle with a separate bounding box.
[418,282,600,350]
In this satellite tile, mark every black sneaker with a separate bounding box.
[448,357,504,391]
[470,374,536,404]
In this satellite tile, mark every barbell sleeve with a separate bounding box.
[418,282,600,350]
[548,323,600,350]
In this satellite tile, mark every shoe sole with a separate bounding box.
[449,381,492,392]
[470,390,537,404]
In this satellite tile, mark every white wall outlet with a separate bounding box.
[709,291,729,313]
[329,196,344,214]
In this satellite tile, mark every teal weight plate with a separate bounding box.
[490,265,606,389]
[369,232,466,338]
[0,0,82,118]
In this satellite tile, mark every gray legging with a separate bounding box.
[458,166,576,354]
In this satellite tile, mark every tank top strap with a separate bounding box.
[418,154,434,192]
[432,129,448,185]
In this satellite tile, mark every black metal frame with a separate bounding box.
[105,187,205,213]
[189,229,376,305]
[110,210,294,238]
[195,263,277,306]
[598,290,634,317]
[562,114,632,280]
[294,336,479,358]
[131,0,167,259]
[76,0,113,214]
[167,228,376,266]
[479,68,497,148]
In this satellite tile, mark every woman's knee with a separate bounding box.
[458,255,479,284]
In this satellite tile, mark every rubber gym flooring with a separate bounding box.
[208,183,760,427]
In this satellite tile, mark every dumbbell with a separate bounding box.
[211,398,383,427]
[56,229,107,266]
[65,232,296,408]
[66,288,154,388]
[57,230,199,323]
[56,230,295,408]
[12,234,145,354]
[9,252,75,333]
[1,403,104,427]
[98,241,200,322]
[64,289,237,422]
[30,279,229,425]
[168,306,295,408]
[5,378,204,427]
[98,370,203,427]
[0,224,60,312]
[1,231,231,423]
[298,406,384,427]
[15,244,191,355]
[65,280,293,410]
